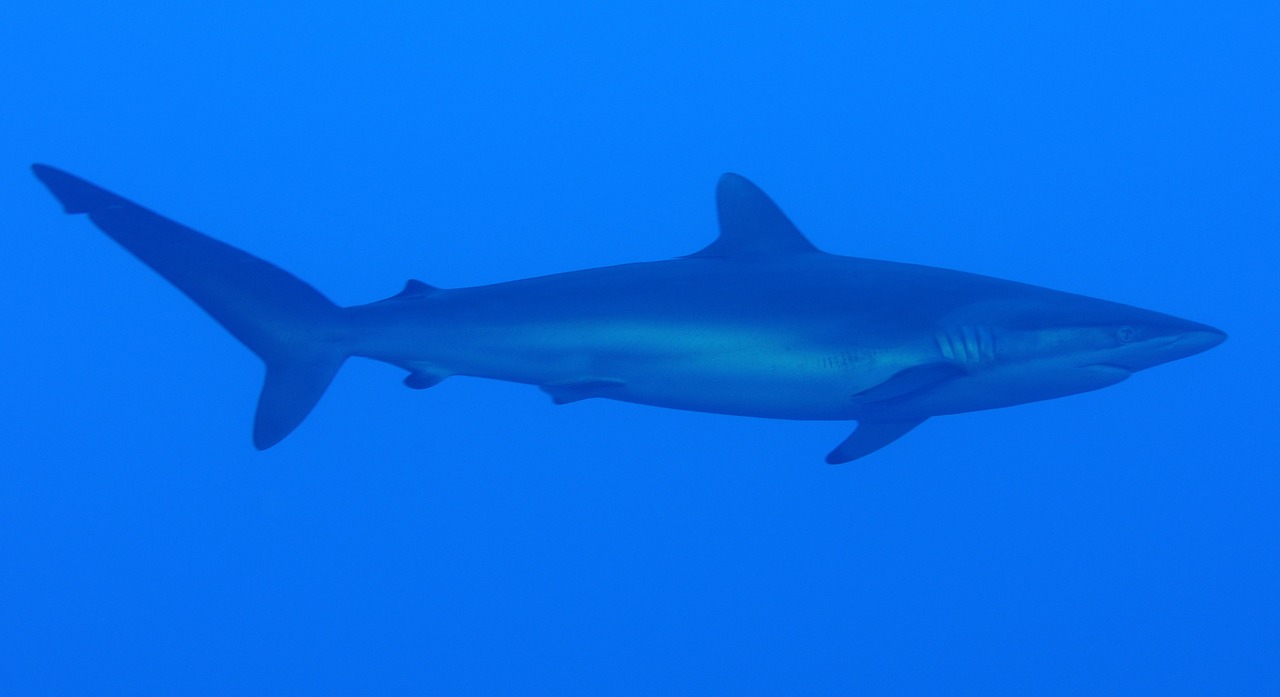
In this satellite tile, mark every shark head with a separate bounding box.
[985,295,1227,375]
[1077,315,1227,374]
[899,293,1228,419]
[830,300,1226,463]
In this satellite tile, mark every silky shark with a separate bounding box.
[31,164,1225,462]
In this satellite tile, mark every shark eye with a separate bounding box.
[1117,326,1136,344]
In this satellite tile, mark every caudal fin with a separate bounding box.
[32,164,347,448]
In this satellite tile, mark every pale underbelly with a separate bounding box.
[371,317,925,421]
[452,346,905,421]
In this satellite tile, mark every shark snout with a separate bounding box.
[1114,320,1226,372]
[1175,327,1227,356]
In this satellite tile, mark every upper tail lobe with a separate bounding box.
[32,164,348,448]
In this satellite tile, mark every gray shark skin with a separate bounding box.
[31,164,1226,463]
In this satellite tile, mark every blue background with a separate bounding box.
[2,2,1276,694]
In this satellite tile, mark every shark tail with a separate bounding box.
[32,164,349,449]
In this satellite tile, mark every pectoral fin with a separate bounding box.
[853,363,965,404]
[826,419,926,464]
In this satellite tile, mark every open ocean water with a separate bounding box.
[2,3,1276,694]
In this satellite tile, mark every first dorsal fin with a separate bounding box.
[687,173,821,259]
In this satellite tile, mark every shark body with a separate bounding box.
[32,165,1225,462]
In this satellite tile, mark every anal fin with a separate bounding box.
[539,377,625,405]
[826,419,926,464]
[403,369,446,390]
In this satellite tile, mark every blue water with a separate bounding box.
[2,3,1276,694]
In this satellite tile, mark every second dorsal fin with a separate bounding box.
[391,279,437,299]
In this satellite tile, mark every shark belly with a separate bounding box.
[876,363,1133,419]
[352,284,918,421]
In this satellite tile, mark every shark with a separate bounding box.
[31,164,1225,463]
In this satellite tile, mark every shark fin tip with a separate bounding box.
[31,163,123,214]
